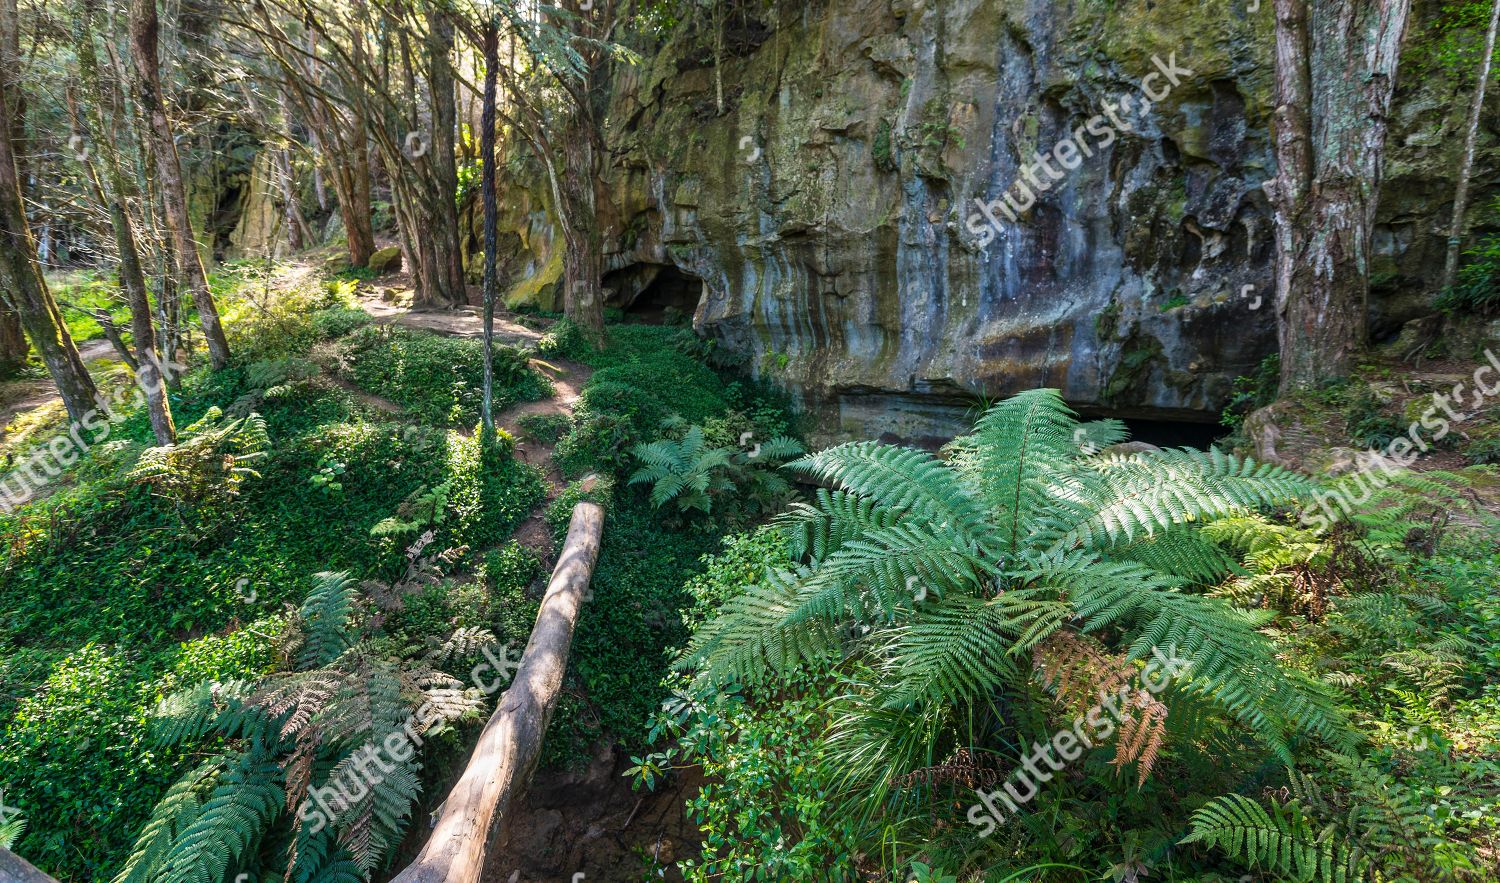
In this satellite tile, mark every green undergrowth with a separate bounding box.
[335,324,551,426]
[528,320,801,768]
[0,276,545,879]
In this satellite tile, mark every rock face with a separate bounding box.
[491,0,1495,443]
[368,246,404,276]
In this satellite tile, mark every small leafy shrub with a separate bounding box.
[1342,386,1406,449]
[337,325,548,426]
[517,411,571,443]
[483,541,544,646]
[545,475,616,535]
[1221,353,1280,430]
[628,530,862,879]
[309,306,372,340]
[1436,202,1500,315]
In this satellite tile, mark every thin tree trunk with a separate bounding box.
[273,90,313,251]
[480,18,499,438]
[0,86,98,422]
[0,0,27,374]
[76,0,174,443]
[1270,0,1411,394]
[1441,0,1500,294]
[129,0,231,369]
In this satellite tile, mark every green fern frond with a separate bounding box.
[789,442,997,554]
[295,572,358,669]
[1181,794,1365,883]
[114,758,224,883]
[157,749,283,883]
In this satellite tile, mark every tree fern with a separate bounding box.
[1181,793,1366,883]
[683,389,1346,813]
[156,750,284,883]
[124,563,484,883]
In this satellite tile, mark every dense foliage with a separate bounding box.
[0,279,544,878]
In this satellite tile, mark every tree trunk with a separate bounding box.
[76,0,174,443]
[389,499,604,883]
[1441,0,1500,294]
[129,0,231,369]
[0,86,98,423]
[0,847,59,882]
[421,8,465,308]
[0,0,26,375]
[480,18,499,438]
[560,123,605,344]
[1269,0,1411,394]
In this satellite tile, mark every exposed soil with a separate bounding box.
[355,279,545,347]
[479,743,702,883]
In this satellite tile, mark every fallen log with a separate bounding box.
[0,848,59,883]
[391,496,605,883]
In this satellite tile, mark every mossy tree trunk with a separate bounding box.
[559,121,606,345]
[551,0,610,346]
[1269,0,1411,394]
[423,7,466,309]
[129,0,231,370]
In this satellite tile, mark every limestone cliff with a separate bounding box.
[491,0,1492,442]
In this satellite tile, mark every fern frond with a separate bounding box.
[788,442,997,554]
[295,572,358,669]
[1181,794,1365,883]
[158,750,283,883]
[113,758,224,883]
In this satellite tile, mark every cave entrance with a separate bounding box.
[1115,417,1226,450]
[606,263,704,325]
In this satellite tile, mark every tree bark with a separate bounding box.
[389,499,604,883]
[1441,0,1500,294]
[76,0,175,444]
[480,18,499,438]
[559,121,605,344]
[0,85,98,423]
[1269,0,1412,394]
[420,7,466,309]
[0,847,59,882]
[0,0,27,374]
[129,0,231,369]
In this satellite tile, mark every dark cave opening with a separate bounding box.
[609,264,705,324]
[1115,416,1227,450]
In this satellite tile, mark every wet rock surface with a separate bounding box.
[486,0,1489,444]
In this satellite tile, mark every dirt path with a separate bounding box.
[345,281,591,562]
[497,358,592,557]
[355,279,544,346]
[0,338,128,509]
